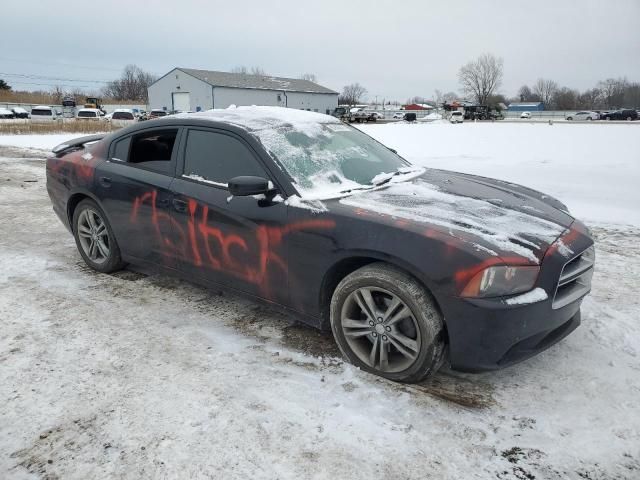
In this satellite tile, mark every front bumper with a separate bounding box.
[441,220,593,372]
[442,294,582,372]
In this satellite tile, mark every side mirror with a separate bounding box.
[228,176,271,196]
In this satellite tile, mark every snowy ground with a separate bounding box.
[1,123,639,479]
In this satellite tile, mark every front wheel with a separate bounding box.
[330,263,445,383]
[73,199,125,273]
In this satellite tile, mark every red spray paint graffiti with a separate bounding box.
[130,190,336,298]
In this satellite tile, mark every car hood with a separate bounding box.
[336,169,574,264]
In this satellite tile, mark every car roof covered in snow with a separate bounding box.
[32,105,52,110]
[168,106,340,132]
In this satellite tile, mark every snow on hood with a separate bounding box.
[339,179,566,263]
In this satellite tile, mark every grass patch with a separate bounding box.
[0,120,122,135]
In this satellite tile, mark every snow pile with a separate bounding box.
[340,179,565,262]
[505,287,548,305]
[358,122,640,227]
[0,134,94,151]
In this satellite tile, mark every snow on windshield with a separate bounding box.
[339,179,565,262]
[172,106,411,198]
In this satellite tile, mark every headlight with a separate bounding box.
[460,265,540,298]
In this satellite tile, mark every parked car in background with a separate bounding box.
[46,107,594,383]
[110,109,137,127]
[149,109,168,119]
[11,107,30,119]
[520,111,531,119]
[76,108,103,121]
[566,111,598,121]
[601,109,638,121]
[392,112,404,119]
[0,108,15,119]
[370,111,385,120]
[31,106,60,122]
[449,111,464,123]
[402,112,417,122]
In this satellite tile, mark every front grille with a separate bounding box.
[552,245,595,309]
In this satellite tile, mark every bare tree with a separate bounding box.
[458,53,503,105]
[339,83,367,106]
[597,77,627,108]
[553,87,579,110]
[102,64,157,102]
[300,73,318,83]
[231,65,267,76]
[0,79,11,90]
[533,78,558,108]
[51,85,65,104]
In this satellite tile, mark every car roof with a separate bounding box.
[160,106,341,133]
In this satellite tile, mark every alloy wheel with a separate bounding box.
[340,287,421,373]
[77,208,110,264]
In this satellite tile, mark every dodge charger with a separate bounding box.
[46,107,595,382]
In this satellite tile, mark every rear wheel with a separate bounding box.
[72,199,125,273]
[330,263,445,383]
[627,116,632,121]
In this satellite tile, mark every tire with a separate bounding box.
[72,199,125,273]
[627,116,632,121]
[567,117,573,121]
[587,117,592,121]
[330,262,445,383]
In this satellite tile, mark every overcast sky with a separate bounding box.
[3,0,639,101]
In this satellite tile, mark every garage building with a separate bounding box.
[148,67,339,114]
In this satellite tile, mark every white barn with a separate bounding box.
[147,68,338,114]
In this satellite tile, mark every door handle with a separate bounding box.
[99,176,112,187]
[172,198,188,213]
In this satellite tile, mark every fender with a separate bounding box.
[65,187,114,233]
[318,248,445,330]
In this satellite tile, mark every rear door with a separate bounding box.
[94,127,183,269]
[169,127,290,304]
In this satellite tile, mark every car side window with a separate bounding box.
[127,129,178,174]
[112,137,131,162]
[183,129,267,185]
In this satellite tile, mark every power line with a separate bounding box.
[0,72,109,84]
[0,56,126,73]
[4,80,103,89]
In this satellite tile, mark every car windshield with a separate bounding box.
[253,123,415,198]
[31,109,52,116]
[78,111,97,118]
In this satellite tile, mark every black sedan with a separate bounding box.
[46,107,594,382]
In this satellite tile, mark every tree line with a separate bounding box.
[337,53,639,110]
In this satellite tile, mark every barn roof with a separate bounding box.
[166,68,338,95]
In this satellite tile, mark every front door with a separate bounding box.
[169,127,290,304]
[94,127,182,269]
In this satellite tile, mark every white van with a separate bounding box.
[110,109,137,127]
[76,108,103,121]
[30,106,60,122]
